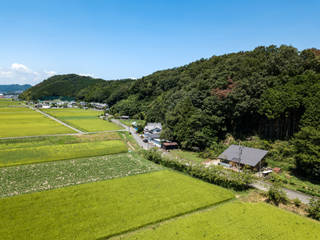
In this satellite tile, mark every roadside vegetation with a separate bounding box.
[0,170,234,240]
[143,149,253,191]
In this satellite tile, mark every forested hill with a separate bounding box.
[20,74,134,103]
[110,45,320,149]
[0,84,31,93]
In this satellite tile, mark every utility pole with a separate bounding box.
[238,141,243,172]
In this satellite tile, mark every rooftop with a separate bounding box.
[218,145,268,167]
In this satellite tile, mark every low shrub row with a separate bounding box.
[143,149,253,191]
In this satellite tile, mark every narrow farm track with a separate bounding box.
[29,106,84,134]
[251,181,312,204]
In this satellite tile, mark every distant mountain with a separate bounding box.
[19,74,134,104]
[0,84,32,94]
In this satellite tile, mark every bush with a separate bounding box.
[307,197,320,221]
[266,183,288,206]
[143,149,253,191]
[293,198,301,207]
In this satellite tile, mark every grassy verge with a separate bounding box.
[0,152,162,198]
[0,170,234,240]
[119,119,145,127]
[118,201,320,240]
[169,149,206,163]
[0,140,128,167]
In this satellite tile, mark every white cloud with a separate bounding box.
[78,73,94,77]
[0,63,57,85]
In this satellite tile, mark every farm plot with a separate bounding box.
[0,99,22,107]
[43,108,123,132]
[0,107,74,137]
[0,170,234,240]
[0,139,127,167]
[0,132,121,151]
[0,152,162,198]
[119,201,320,240]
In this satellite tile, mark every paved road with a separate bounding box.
[251,180,312,204]
[111,119,150,150]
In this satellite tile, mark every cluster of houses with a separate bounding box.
[139,122,178,150]
[33,101,108,110]
[0,94,19,100]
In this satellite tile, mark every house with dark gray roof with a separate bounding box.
[218,145,268,169]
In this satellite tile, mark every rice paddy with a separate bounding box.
[43,108,124,132]
[117,201,320,240]
[0,139,127,167]
[0,107,75,137]
[0,170,234,240]
[0,152,162,198]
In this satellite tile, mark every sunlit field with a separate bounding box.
[0,139,127,167]
[119,201,320,240]
[0,99,23,107]
[44,108,123,132]
[0,152,162,198]
[0,170,234,240]
[0,107,75,138]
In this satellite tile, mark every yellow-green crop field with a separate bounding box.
[43,108,123,132]
[120,201,320,240]
[0,99,22,107]
[0,170,234,240]
[0,107,75,137]
[0,139,127,167]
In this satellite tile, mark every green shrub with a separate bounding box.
[266,183,288,206]
[307,197,320,221]
[293,198,301,207]
[143,149,253,191]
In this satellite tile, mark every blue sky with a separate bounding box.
[0,0,319,85]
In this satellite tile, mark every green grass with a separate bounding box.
[0,107,75,137]
[0,170,234,240]
[0,139,128,167]
[169,149,206,163]
[120,201,320,240]
[0,152,162,198]
[119,119,145,127]
[43,108,123,132]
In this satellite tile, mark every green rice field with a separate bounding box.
[0,99,22,107]
[0,170,234,240]
[0,107,74,137]
[0,152,162,198]
[119,201,320,240]
[0,139,127,167]
[43,108,123,132]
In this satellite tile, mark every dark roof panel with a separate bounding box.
[218,145,268,167]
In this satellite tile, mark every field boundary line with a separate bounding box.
[28,106,84,134]
[99,197,236,240]
[0,133,81,140]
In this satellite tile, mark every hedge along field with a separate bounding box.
[0,107,75,137]
[119,201,320,240]
[0,140,127,167]
[43,108,123,132]
[0,152,162,198]
[0,170,234,240]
